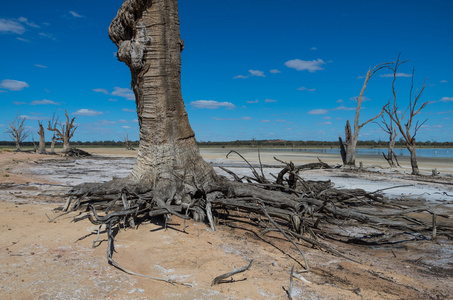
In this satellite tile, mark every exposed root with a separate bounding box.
[59,152,453,286]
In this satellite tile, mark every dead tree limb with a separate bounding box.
[211,260,254,286]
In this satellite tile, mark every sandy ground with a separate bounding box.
[0,148,452,299]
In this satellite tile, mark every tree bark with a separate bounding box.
[344,120,357,166]
[108,0,218,200]
[408,144,420,175]
[38,121,46,154]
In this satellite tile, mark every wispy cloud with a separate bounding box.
[270,69,281,74]
[249,69,265,77]
[0,18,26,34]
[334,105,356,111]
[18,17,39,28]
[122,108,135,112]
[264,99,277,103]
[234,69,265,79]
[310,47,317,51]
[246,100,259,104]
[260,120,270,123]
[112,87,135,100]
[13,101,26,105]
[73,109,103,116]
[108,99,117,102]
[69,11,83,18]
[317,121,332,125]
[191,100,236,109]
[380,73,413,78]
[16,37,30,42]
[30,99,59,105]
[440,80,448,83]
[34,64,47,68]
[19,115,45,121]
[0,79,29,91]
[241,117,252,120]
[308,109,328,115]
[285,59,326,72]
[93,88,109,95]
[439,97,453,102]
[39,32,56,40]
[297,86,316,91]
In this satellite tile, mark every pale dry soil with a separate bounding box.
[0,148,452,299]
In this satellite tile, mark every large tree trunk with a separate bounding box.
[50,136,56,154]
[408,144,420,175]
[108,0,218,199]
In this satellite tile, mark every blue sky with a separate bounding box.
[1,0,452,143]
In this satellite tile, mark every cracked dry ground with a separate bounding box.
[0,152,452,299]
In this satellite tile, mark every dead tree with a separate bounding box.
[61,1,450,287]
[376,114,400,167]
[48,112,58,154]
[340,61,395,167]
[5,114,29,151]
[37,121,47,154]
[383,58,428,175]
[124,133,134,150]
[48,110,77,152]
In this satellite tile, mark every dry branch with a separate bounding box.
[211,260,254,286]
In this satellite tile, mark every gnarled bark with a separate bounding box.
[106,0,217,200]
[37,121,46,154]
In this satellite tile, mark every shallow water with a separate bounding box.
[264,148,453,158]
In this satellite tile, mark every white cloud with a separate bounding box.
[112,87,135,100]
[69,11,83,18]
[0,18,26,34]
[73,109,103,116]
[285,59,326,72]
[440,80,448,83]
[122,126,131,129]
[335,105,356,111]
[337,99,344,103]
[310,47,317,51]
[308,109,328,115]
[233,75,249,79]
[108,99,117,102]
[34,64,47,68]
[270,69,281,74]
[118,119,129,123]
[212,117,238,121]
[380,73,413,78]
[439,97,453,102]
[190,100,236,109]
[275,119,286,122]
[0,79,29,91]
[323,116,332,120]
[93,88,109,94]
[241,117,252,120]
[264,99,277,103]
[18,17,39,28]
[297,86,316,91]
[246,100,259,104]
[249,69,265,77]
[13,101,26,105]
[30,99,59,105]
[122,108,136,112]
[317,121,332,125]
[16,37,30,42]
[19,115,43,121]
[260,120,270,123]
[39,32,56,40]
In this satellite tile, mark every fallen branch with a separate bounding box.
[211,260,254,286]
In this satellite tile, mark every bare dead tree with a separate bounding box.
[59,2,452,289]
[48,110,77,152]
[376,114,400,167]
[48,112,59,154]
[340,61,396,166]
[37,121,47,154]
[383,58,428,175]
[5,114,29,151]
[124,132,134,150]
